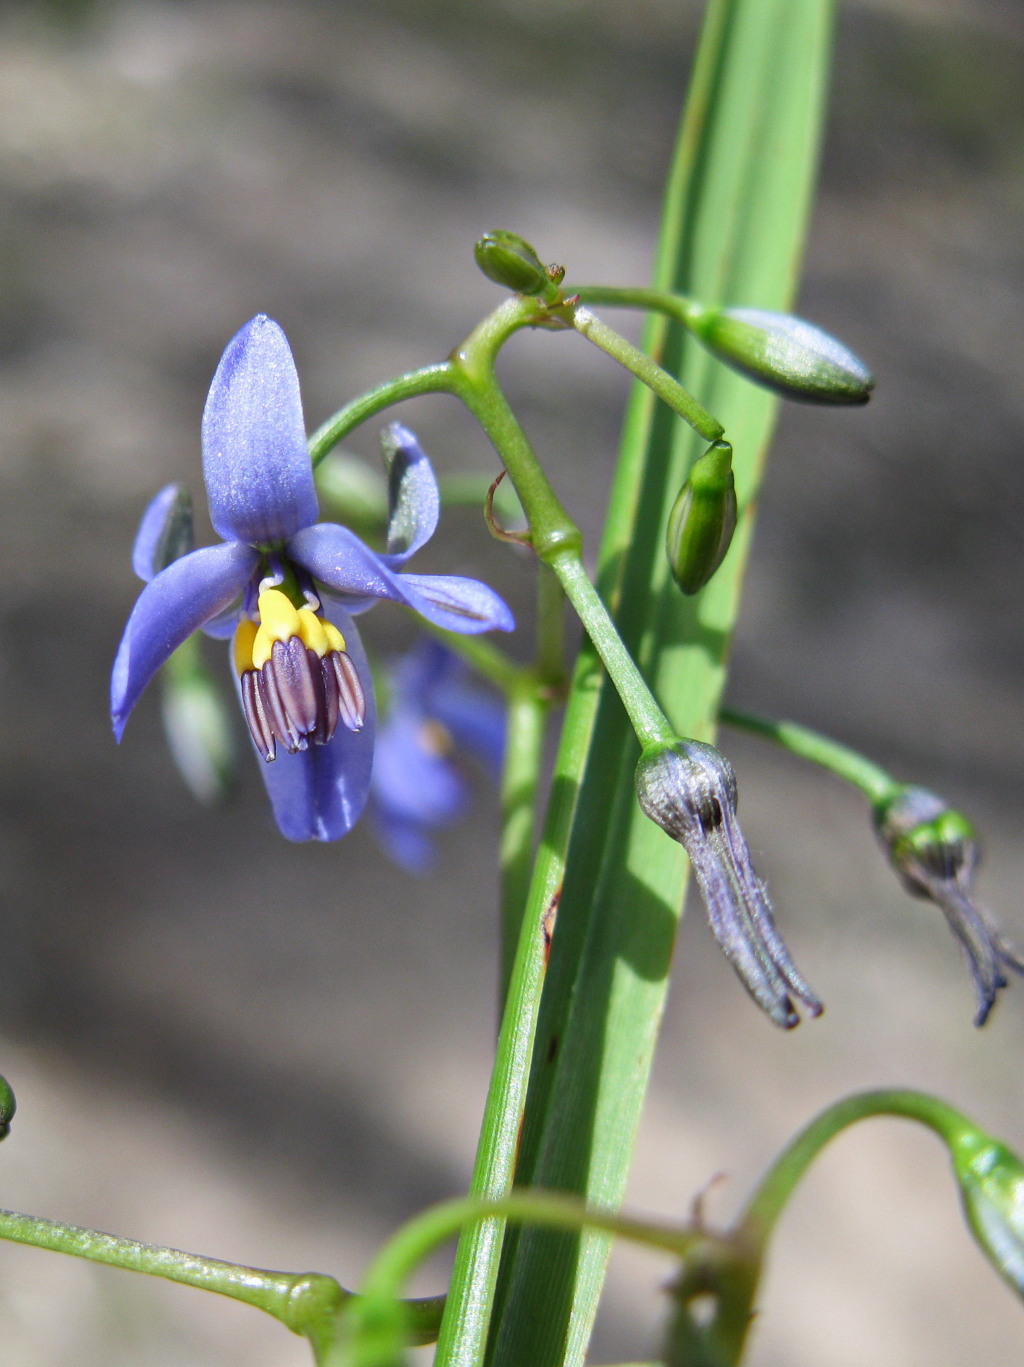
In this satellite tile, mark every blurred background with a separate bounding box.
[0,0,1023,1363]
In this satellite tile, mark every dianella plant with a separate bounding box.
[2,0,1022,1364]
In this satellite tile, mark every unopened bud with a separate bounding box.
[636,741,821,1028]
[0,1074,15,1140]
[667,440,737,595]
[874,785,1024,1026]
[949,1125,1024,1299]
[689,305,874,404]
[474,230,551,295]
[161,641,236,804]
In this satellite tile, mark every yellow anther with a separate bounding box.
[419,719,455,758]
[252,588,302,669]
[322,619,347,654]
[297,608,330,657]
[233,617,259,676]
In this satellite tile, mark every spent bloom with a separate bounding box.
[112,315,513,841]
[370,640,506,872]
[636,740,822,1029]
[874,785,1024,1025]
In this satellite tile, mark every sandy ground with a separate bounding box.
[0,0,1023,1363]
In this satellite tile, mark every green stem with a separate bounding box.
[568,304,724,443]
[359,1190,697,1319]
[451,367,676,747]
[0,1208,348,1360]
[308,364,458,466]
[719,707,896,803]
[569,284,702,326]
[738,1090,969,1245]
[550,550,676,747]
[378,1190,695,1285]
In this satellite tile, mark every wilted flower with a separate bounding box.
[636,740,822,1028]
[874,785,1024,1025]
[112,315,513,841]
[371,640,506,871]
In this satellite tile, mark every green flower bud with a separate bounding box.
[689,305,874,404]
[0,1074,16,1140]
[161,640,236,805]
[474,230,551,295]
[667,440,737,595]
[949,1125,1024,1299]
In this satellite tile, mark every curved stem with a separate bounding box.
[0,1207,348,1357]
[308,364,458,466]
[360,1190,696,1315]
[719,707,897,803]
[569,305,724,443]
[569,284,702,326]
[738,1090,970,1245]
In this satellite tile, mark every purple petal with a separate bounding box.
[399,573,515,634]
[202,315,318,545]
[431,678,506,773]
[132,484,194,582]
[249,605,376,841]
[370,810,439,874]
[396,640,506,773]
[112,541,258,740]
[372,710,466,827]
[380,423,440,561]
[289,523,515,634]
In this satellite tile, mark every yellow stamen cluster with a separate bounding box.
[232,586,364,761]
[234,589,346,675]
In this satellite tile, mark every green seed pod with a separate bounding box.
[689,305,874,404]
[474,230,550,295]
[667,440,737,595]
[0,1074,16,1140]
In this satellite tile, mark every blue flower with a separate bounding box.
[112,315,514,842]
[370,641,506,872]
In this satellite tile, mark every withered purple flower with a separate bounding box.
[636,740,822,1029]
[874,785,1024,1026]
[112,315,513,841]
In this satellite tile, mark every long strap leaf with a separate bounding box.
[488,4,836,1365]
